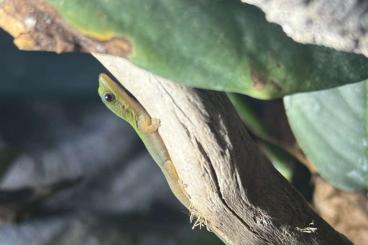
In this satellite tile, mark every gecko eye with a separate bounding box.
[103,92,115,102]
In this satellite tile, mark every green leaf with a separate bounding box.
[284,81,368,191]
[47,0,368,99]
[260,142,295,181]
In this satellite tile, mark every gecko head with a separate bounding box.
[98,73,132,121]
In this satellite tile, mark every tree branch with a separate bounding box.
[93,54,351,245]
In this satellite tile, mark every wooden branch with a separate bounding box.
[93,54,351,245]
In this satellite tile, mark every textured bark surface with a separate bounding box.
[93,54,351,244]
[241,0,368,57]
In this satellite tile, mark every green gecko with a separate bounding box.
[98,73,190,208]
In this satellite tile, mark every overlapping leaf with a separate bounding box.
[284,81,368,191]
[47,0,368,99]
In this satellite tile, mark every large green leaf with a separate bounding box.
[47,0,368,99]
[284,81,368,191]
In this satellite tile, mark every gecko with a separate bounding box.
[97,73,191,208]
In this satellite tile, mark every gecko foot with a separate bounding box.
[137,114,160,133]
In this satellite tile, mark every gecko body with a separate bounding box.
[98,73,190,207]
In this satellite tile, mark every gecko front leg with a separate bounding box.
[137,114,160,133]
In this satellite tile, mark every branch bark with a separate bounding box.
[93,54,351,245]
